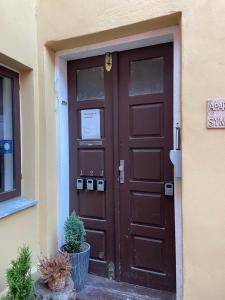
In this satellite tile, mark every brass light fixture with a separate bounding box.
[105,52,112,72]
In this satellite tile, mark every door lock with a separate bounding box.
[165,182,174,196]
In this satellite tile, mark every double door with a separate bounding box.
[68,43,176,291]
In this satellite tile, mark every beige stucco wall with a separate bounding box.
[0,0,39,292]
[0,207,39,290]
[0,0,225,298]
[0,0,37,68]
[36,1,225,300]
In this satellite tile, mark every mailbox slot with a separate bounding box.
[87,178,95,191]
[76,178,85,190]
[97,179,105,192]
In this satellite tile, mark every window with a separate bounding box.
[0,66,20,201]
[129,57,164,96]
[76,66,105,101]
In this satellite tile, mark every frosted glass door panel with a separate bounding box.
[129,57,164,96]
[77,66,105,101]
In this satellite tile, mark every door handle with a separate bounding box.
[119,160,125,183]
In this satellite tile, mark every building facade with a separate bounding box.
[0,1,225,299]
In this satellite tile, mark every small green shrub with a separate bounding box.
[64,211,86,253]
[0,296,12,300]
[6,245,33,300]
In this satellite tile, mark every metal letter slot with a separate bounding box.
[165,182,174,197]
[119,160,125,184]
[76,178,84,190]
[97,179,105,192]
[87,179,95,191]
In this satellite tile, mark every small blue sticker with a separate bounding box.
[1,140,13,154]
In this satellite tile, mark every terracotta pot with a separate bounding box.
[48,277,66,292]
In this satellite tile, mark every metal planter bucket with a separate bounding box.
[61,242,90,292]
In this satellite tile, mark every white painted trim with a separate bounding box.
[173,28,183,300]
[55,25,182,299]
[55,56,69,247]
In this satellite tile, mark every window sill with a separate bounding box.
[0,197,38,220]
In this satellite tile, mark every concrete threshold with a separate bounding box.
[77,274,176,300]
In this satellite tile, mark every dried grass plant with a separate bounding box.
[38,252,71,292]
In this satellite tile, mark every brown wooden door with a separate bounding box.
[68,42,175,291]
[118,43,175,291]
[68,55,115,277]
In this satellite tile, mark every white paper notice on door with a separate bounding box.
[81,109,101,140]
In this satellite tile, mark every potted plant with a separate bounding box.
[61,211,90,292]
[38,251,71,292]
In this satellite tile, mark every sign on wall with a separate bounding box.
[0,140,13,154]
[207,99,225,128]
[81,109,101,139]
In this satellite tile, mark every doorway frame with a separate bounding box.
[55,25,182,299]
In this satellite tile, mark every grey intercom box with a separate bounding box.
[97,179,105,192]
[87,179,94,191]
[165,182,174,196]
[76,178,85,190]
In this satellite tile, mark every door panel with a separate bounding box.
[118,43,176,291]
[68,56,115,277]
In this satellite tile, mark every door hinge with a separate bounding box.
[108,261,115,280]
[105,53,112,72]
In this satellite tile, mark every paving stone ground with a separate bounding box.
[77,274,176,300]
